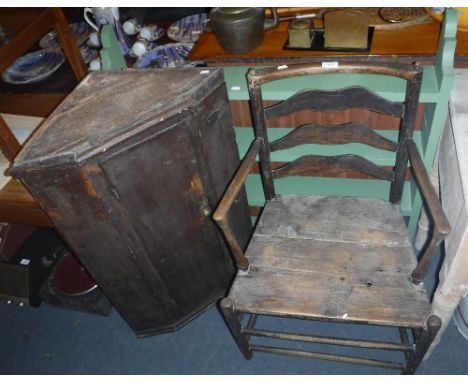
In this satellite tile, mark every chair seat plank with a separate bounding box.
[256,195,410,246]
[228,194,432,327]
[272,154,394,181]
[230,266,430,327]
[269,122,398,152]
[246,235,417,278]
[264,87,405,120]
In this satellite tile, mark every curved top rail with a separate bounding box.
[247,62,422,87]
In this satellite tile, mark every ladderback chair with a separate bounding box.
[213,62,450,374]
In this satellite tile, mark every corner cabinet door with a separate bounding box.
[100,112,234,328]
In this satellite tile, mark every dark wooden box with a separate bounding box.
[10,68,251,336]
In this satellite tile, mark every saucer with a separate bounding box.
[2,49,65,84]
[167,13,208,42]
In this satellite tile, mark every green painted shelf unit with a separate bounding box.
[221,9,458,237]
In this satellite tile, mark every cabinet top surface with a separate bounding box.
[11,67,224,173]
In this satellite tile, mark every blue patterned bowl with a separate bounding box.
[2,49,65,84]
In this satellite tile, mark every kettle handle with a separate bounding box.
[264,7,279,31]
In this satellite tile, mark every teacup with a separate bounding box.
[87,32,100,48]
[122,18,142,36]
[132,39,155,57]
[89,57,101,71]
[138,24,163,41]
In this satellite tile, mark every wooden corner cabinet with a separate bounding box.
[10,68,251,336]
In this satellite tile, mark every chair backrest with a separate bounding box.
[247,62,423,204]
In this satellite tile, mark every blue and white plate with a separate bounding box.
[2,49,65,84]
[39,22,91,50]
[134,43,194,69]
[167,13,208,42]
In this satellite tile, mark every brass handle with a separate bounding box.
[201,206,211,217]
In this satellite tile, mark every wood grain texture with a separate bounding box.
[0,93,67,118]
[213,138,262,270]
[269,122,398,152]
[0,179,52,226]
[255,195,411,246]
[407,138,450,284]
[248,78,276,200]
[52,8,87,81]
[229,194,431,327]
[407,139,450,236]
[0,115,21,162]
[11,68,227,173]
[251,162,412,180]
[389,71,423,203]
[230,100,425,130]
[272,154,394,181]
[248,63,421,86]
[264,87,404,119]
[188,17,468,63]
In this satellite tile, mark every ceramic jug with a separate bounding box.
[83,7,131,55]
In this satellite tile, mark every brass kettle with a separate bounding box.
[209,7,279,54]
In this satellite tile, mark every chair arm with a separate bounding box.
[213,138,263,271]
[406,138,451,284]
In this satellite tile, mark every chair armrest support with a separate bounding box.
[213,137,263,270]
[406,138,451,284]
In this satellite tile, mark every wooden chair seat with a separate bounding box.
[229,195,432,327]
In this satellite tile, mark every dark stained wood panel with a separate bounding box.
[251,162,411,180]
[229,100,425,130]
[270,122,398,152]
[102,114,234,315]
[272,154,394,181]
[264,87,404,120]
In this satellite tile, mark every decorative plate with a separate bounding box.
[2,49,65,84]
[133,43,194,69]
[167,13,208,42]
[39,22,91,49]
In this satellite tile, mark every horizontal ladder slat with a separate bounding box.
[270,122,398,152]
[250,345,405,370]
[272,154,394,181]
[243,328,412,351]
[250,162,412,180]
[264,87,404,120]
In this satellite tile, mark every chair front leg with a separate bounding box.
[403,315,442,374]
[220,297,253,360]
